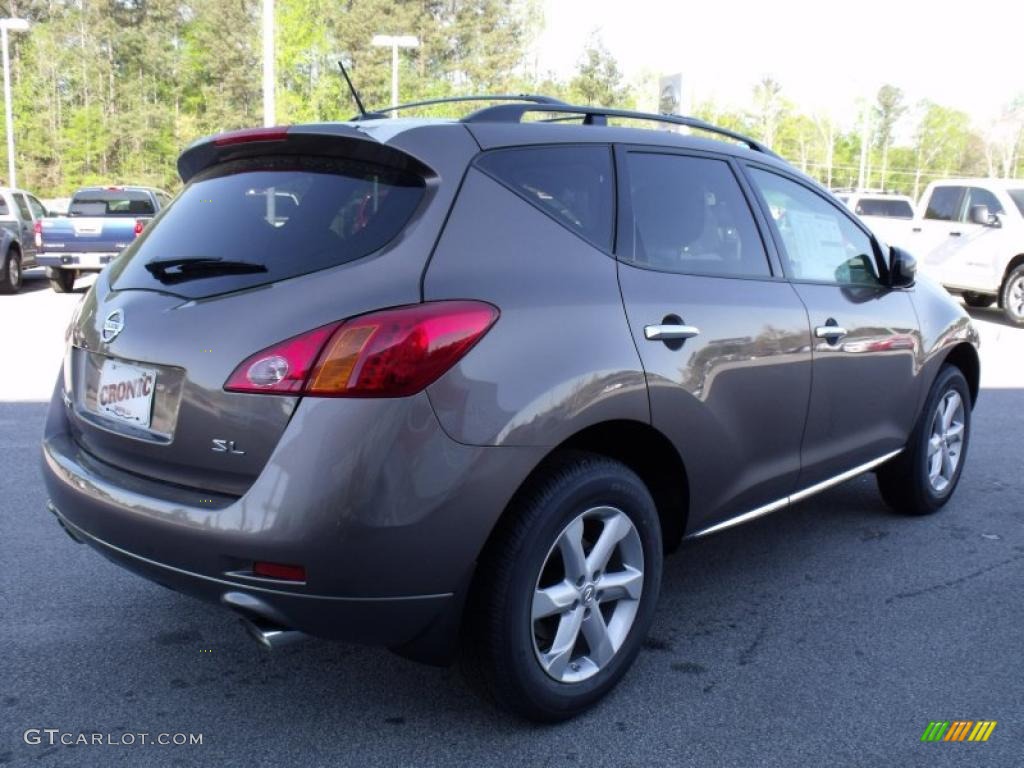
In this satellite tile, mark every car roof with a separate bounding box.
[928,178,1024,189]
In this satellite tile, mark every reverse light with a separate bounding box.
[252,561,306,582]
[224,301,499,398]
[34,220,42,248]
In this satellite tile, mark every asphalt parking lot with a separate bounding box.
[2,270,1022,767]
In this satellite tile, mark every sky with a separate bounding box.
[534,0,1024,129]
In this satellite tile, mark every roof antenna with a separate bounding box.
[337,59,369,119]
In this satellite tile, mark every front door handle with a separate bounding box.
[814,325,848,341]
[949,231,962,237]
[644,324,701,341]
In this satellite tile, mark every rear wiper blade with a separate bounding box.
[144,257,268,284]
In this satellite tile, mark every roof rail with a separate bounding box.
[351,94,568,121]
[462,103,778,157]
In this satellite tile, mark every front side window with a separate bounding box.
[748,168,881,285]
[1008,189,1024,217]
[625,153,770,277]
[963,187,1004,218]
[475,146,614,250]
[924,186,965,221]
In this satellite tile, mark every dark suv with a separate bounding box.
[42,97,979,721]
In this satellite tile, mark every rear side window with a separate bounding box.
[855,198,913,218]
[13,193,31,220]
[625,153,770,277]
[70,190,156,216]
[110,155,425,298]
[475,146,614,250]
[924,187,964,221]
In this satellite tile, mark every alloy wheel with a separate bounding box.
[531,506,644,683]
[927,390,965,493]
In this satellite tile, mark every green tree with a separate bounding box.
[568,33,630,107]
[873,84,906,190]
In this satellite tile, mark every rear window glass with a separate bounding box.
[70,190,156,216]
[475,146,614,250]
[109,155,425,298]
[855,198,913,218]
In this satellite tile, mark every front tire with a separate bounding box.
[999,265,1024,327]
[48,268,77,293]
[0,247,22,293]
[877,365,971,515]
[463,453,662,721]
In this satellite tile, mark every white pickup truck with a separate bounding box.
[903,179,1024,326]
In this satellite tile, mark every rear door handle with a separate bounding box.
[911,227,922,233]
[949,231,962,237]
[644,324,701,341]
[814,325,848,341]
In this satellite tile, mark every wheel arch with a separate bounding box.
[942,342,980,406]
[486,420,689,558]
[998,254,1024,307]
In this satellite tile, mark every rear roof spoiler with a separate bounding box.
[176,125,433,183]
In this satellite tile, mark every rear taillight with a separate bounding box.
[34,220,42,248]
[225,301,498,398]
[133,219,145,237]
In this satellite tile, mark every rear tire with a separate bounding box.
[962,292,994,309]
[998,265,1024,327]
[48,268,77,293]
[462,452,662,722]
[876,365,971,516]
[0,247,22,293]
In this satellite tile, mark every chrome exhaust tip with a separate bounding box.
[239,617,305,651]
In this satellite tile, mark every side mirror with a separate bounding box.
[889,246,916,288]
[969,204,998,227]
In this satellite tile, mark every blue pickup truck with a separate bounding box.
[37,186,172,292]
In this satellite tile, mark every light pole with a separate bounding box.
[261,0,274,126]
[371,34,419,108]
[1,17,29,188]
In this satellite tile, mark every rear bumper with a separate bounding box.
[37,252,117,270]
[41,384,543,654]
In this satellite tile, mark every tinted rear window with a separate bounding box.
[70,190,156,216]
[855,198,913,218]
[475,146,614,250]
[109,155,425,298]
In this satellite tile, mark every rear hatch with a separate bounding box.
[63,124,468,496]
[41,189,155,255]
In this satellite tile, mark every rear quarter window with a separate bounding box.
[474,145,614,250]
[109,155,425,298]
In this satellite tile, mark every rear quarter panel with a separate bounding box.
[424,167,649,447]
